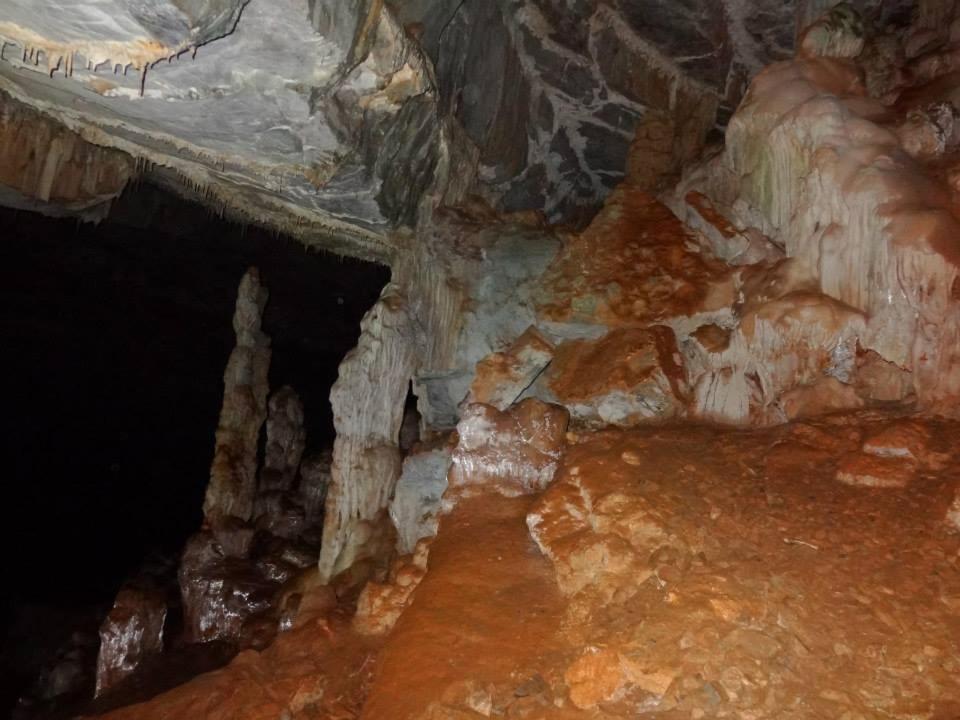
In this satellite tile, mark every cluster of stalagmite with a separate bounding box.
[95,271,332,688]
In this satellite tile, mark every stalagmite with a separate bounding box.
[317,284,417,582]
[202,268,271,527]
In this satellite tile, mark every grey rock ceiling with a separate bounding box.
[0,0,912,259]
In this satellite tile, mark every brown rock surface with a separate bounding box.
[466,326,555,411]
[545,326,687,427]
[447,399,569,498]
[95,587,167,697]
[92,411,960,720]
[836,451,918,488]
[537,189,732,328]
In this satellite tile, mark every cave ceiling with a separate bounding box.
[0,0,907,260]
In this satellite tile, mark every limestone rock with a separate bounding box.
[94,587,166,696]
[298,450,332,526]
[527,461,673,599]
[836,452,917,488]
[0,0,441,258]
[862,420,933,462]
[545,327,687,427]
[565,647,676,710]
[798,3,866,58]
[390,444,452,554]
[178,531,277,643]
[318,284,416,582]
[260,386,306,493]
[0,95,133,219]
[353,540,430,636]
[896,102,960,161]
[780,376,865,420]
[203,268,271,525]
[947,492,960,531]
[447,399,568,498]
[673,48,960,420]
[688,287,865,425]
[465,326,554,411]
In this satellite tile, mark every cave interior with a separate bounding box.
[2,1,960,719]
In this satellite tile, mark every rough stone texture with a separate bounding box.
[896,102,960,161]
[178,530,277,644]
[464,326,554,411]
[389,0,806,223]
[0,0,844,240]
[836,451,918,488]
[318,283,417,582]
[90,600,379,720]
[0,0,246,72]
[260,386,306,494]
[353,540,430,636]
[94,587,167,697]
[670,41,960,419]
[544,327,687,427]
[405,214,561,432]
[565,647,676,710]
[91,413,960,720]
[203,268,271,526]
[298,450,332,526]
[0,92,133,219]
[797,3,866,58]
[447,399,568,499]
[389,444,452,555]
[0,0,445,259]
[536,187,736,338]
[527,456,674,599]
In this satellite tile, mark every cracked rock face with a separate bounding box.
[0,0,438,260]
[0,0,865,245]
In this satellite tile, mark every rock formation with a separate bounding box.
[9,1,960,717]
[669,3,960,422]
[447,399,569,499]
[260,386,307,494]
[203,268,271,527]
[94,587,166,697]
[317,283,417,582]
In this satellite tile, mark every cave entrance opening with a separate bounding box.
[0,182,390,717]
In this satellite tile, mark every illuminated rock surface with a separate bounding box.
[203,267,271,527]
[91,411,960,720]
[94,588,167,697]
[10,2,960,718]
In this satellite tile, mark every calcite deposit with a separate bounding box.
[671,7,960,420]
[447,399,569,498]
[203,268,271,527]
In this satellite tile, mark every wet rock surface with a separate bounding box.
[104,410,960,720]
[95,588,167,697]
[447,399,569,498]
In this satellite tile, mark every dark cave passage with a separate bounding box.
[0,183,389,714]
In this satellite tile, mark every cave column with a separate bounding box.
[202,267,271,526]
[317,281,416,582]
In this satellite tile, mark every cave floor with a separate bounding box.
[94,411,960,720]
